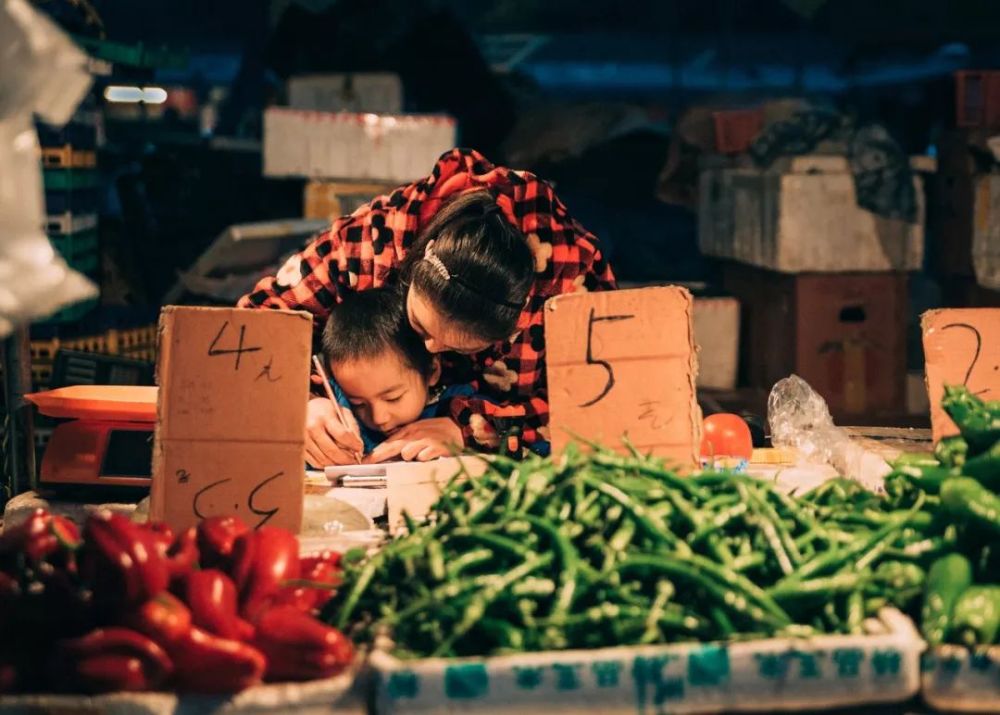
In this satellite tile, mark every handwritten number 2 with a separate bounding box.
[941,322,991,396]
[579,308,635,408]
[208,321,262,370]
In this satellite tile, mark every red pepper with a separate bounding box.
[122,591,193,647]
[251,605,353,682]
[147,523,199,581]
[80,512,170,611]
[275,551,342,614]
[49,627,173,694]
[230,526,301,621]
[180,569,255,641]
[0,659,15,694]
[172,628,266,693]
[0,509,81,568]
[123,591,264,693]
[196,515,250,572]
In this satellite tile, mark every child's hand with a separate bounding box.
[305,397,365,466]
[367,438,450,463]
[366,417,462,463]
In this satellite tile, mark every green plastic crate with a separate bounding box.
[71,36,189,69]
[44,169,99,191]
[40,298,98,325]
[49,228,98,263]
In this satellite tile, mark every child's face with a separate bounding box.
[330,350,436,436]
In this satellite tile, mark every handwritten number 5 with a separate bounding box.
[248,472,283,528]
[579,308,635,408]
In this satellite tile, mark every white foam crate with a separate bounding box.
[263,108,457,183]
[921,644,1000,713]
[0,664,363,714]
[371,609,922,714]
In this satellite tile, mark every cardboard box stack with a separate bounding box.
[930,128,1000,305]
[700,154,929,419]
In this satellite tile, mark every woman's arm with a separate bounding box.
[237,225,350,319]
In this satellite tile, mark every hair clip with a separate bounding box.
[423,240,451,281]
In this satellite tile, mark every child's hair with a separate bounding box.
[322,288,434,379]
[399,190,534,343]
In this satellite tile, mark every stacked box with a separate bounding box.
[721,263,907,420]
[37,104,101,324]
[698,153,930,416]
[303,180,400,223]
[28,323,158,390]
[264,108,457,183]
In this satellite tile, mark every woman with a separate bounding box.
[239,148,617,464]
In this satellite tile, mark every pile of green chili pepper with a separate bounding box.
[885,385,1000,650]
[325,443,937,658]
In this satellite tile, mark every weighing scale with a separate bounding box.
[26,385,157,488]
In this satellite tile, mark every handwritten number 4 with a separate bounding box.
[580,308,635,408]
[208,321,262,370]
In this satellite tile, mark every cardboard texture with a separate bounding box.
[544,286,701,466]
[922,645,1000,713]
[372,609,922,715]
[722,264,907,418]
[921,308,1000,442]
[385,456,490,534]
[151,307,312,532]
[699,157,926,273]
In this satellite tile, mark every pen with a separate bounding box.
[312,355,363,465]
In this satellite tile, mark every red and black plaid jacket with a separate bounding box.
[238,148,617,453]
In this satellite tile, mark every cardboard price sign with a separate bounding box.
[151,307,312,532]
[922,308,1000,442]
[544,286,701,466]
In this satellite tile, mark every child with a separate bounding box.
[320,288,473,461]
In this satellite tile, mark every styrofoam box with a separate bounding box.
[699,156,927,273]
[0,667,363,715]
[921,644,1000,713]
[692,296,739,390]
[971,173,1000,291]
[371,609,922,715]
[288,73,403,115]
[263,108,457,183]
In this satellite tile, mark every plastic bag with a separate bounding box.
[0,0,97,337]
[768,374,889,492]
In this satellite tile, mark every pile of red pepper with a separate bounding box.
[0,510,352,695]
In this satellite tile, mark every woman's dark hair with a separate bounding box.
[322,287,434,379]
[400,190,534,342]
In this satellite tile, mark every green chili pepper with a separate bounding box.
[940,477,1000,537]
[921,553,973,646]
[888,464,957,495]
[942,385,1000,454]
[935,435,969,469]
[949,585,1000,647]
[962,440,1000,492]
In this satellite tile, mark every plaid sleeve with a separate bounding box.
[236,224,349,321]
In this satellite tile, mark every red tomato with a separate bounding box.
[700,413,753,460]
